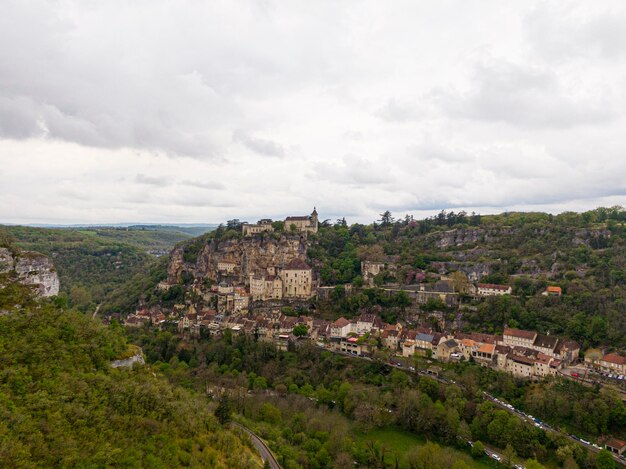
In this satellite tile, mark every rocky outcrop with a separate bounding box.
[167,234,309,285]
[111,351,145,369]
[432,228,486,249]
[431,227,517,249]
[0,248,60,297]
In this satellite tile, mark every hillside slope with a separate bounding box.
[0,279,260,467]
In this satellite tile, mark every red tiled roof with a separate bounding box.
[333,317,350,327]
[504,328,536,340]
[603,353,626,365]
[477,344,495,354]
[546,286,562,293]
[605,437,626,450]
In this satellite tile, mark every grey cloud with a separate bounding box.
[183,180,227,190]
[232,129,285,157]
[525,3,626,60]
[437,60,615,128]
[135,174,172,186]
[375,99,423,122]
[407,142,473,164]
[313,155,395,186]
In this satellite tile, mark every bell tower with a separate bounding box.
[310,207,318,232]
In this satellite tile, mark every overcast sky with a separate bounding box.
[1,0,626,225]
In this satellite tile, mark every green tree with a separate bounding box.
[471,441,485,458]
[502,444,517,468]
[595,450,616,469]
[524,459,546,469]
[378,211,394,226]
[214,394,232,424]
[293,324,308,337]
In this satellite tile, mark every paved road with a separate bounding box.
[231,422,281,469]
[328,349,626,467]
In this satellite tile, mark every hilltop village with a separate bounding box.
[122,208,626,384]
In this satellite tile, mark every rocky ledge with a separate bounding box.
[0,247,60,297]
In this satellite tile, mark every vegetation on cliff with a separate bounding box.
[129,327,625,468]
[308,206,626,347]
[0,225,202,314]
[0,280,260,467]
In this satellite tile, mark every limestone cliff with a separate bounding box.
[0,247,60,297]
[167,234,309,285]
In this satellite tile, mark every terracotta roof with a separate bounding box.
[535,353,551,365]
[477,343,495,354]
[603,353,626,365]
[284,258,311,270]
[605,437,626,450]
[332,317,350,327]
[504,328,536,340]
[546,286,562,293]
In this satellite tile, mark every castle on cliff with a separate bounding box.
[242,208,319,236]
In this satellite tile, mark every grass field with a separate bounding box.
[356,427,495,468]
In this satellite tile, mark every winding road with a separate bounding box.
[231,422,281,469]
[327,348,626,467]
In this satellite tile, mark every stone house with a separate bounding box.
[477,283,512,296]
[437,338,460,361]
[242,219,274,236]
[282,258,313,298]
[331,317,353,338]
[532,334,559,356]
[285,208,318,234]
[599,353,626,374]
[501,328,537,348]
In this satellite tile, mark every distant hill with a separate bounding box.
[0,225,211,313]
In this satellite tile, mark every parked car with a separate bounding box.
[571,372,579,377]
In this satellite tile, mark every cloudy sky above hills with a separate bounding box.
[1,0,626,224]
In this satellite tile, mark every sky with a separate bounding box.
[1,0,626,225]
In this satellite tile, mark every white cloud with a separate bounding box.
[0,0,625,225]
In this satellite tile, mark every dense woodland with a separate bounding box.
[129,327,624,468]
[0,225,202,314]
[0,278,261,467]
[305,207,626,349]
[2,208,626,468]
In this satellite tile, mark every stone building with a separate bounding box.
[285,208,318,234]
[476,283,512,296]
[242,219,274,236]
[282,258,313,298]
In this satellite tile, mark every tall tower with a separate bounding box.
[310,207,318,232]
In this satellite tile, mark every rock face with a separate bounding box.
[0,248,60,297]
[111,351,145,369]
[167,234,309,285]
